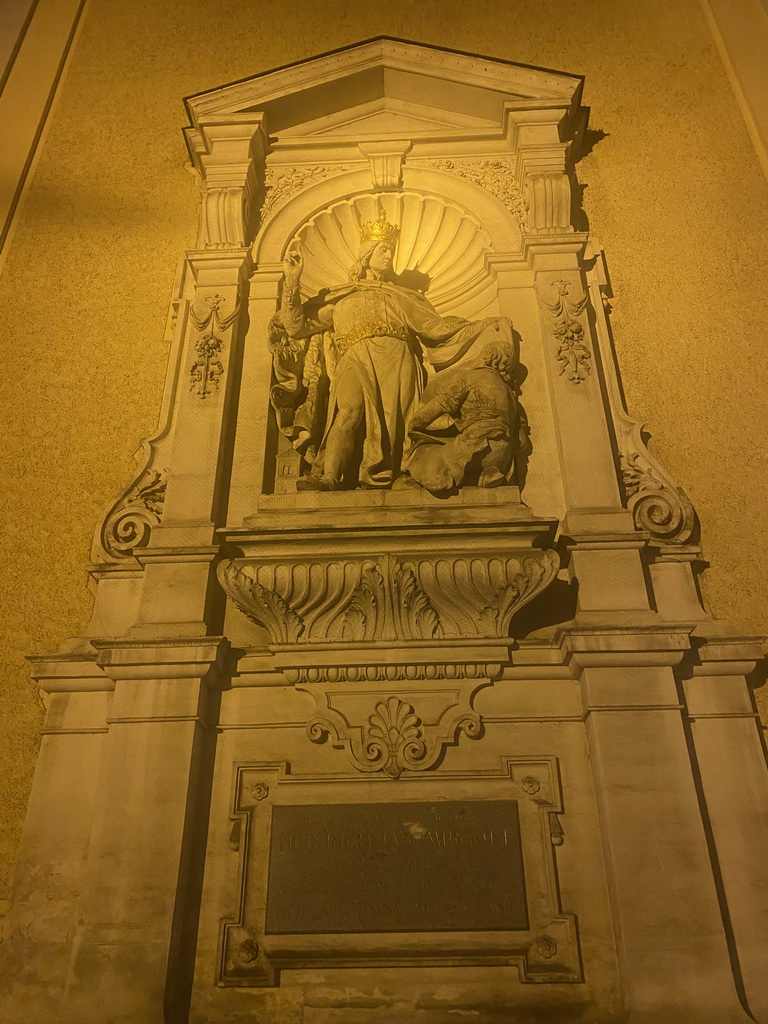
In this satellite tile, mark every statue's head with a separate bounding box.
[350,210,400,281]
[367,241,395,276]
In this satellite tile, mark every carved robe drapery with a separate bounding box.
[404,320,526,494]
[279,277,490,487]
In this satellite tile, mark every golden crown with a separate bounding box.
[360,209,400,246]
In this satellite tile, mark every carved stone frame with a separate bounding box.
[218,757,580,987]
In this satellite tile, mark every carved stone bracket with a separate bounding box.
[189,293,240,398]
[536,278,592,384]
[359,140,411,189]
[342,555,441,642]
[97,468,167,561]
[620,448,696,541]
[585,249,697,543]
[297,676,492,777]
[424,157,526,226]
[202,169,258,249]
[522,171,572,234]
[218,548,558,644]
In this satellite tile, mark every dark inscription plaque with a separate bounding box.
[264,801,528,934]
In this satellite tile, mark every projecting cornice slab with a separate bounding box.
[184,36,583,157]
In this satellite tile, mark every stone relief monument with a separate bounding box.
[271,208,517,492]
[2,36,768,1024]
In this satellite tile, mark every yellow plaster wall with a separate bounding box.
[2,0,768,892]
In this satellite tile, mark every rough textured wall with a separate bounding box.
[1,0,767,893]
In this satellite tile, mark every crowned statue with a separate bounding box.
[270,207,523,493]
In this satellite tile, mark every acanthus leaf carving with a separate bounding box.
[342,555,442,642]
[189,293,240,398]
[132,470,166,517]
[216,562,306,643]
[476,556,557,637]
[218,548,558,644]
[536,278,591,384]
[415,551,560,640]
[619,449,695,541]
[99,468,167,561]
[426,157,525,226]
[261,164,351,221]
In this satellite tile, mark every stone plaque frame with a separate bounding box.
[218,756,580,987]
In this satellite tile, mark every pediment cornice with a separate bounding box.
[184,37,583,151]
[180,39,585,259]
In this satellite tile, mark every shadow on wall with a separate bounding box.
[569,111,610,233]
[511,577,579,639]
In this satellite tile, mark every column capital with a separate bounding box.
[186,115,268,249]
[92,636,229,683]
[688,634,766,678]
[186,246,253,284]
[188,113,268,173]
[558,626,694,671]
[27,651,110,693]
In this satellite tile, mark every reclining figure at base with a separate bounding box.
[403,336,527,495]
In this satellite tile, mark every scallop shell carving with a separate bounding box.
[292,192,493,312]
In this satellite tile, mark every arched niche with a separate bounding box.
[254,165,524,282]
[288,190,499,313]
[253,180,526,494]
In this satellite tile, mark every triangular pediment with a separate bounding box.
[278,97,499,140]
[185,37,582,141]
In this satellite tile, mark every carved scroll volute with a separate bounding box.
[620,447,696,542]
[189,117,267,249]
[95,468,167,562]
[585,249,697,544]
[298,677,495,778]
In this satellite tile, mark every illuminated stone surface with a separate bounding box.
[1,31,767,1024]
